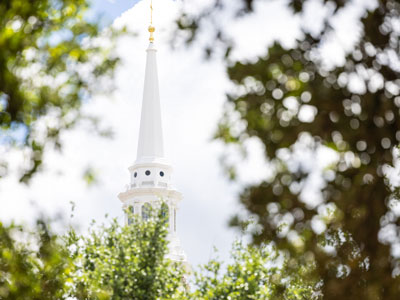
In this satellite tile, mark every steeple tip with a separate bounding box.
[148,0,155,43]
[148,25,155,43]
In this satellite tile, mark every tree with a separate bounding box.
[177,0,400,298]
[0,214,318,299]
[66,211,187,300]
[192,241,319,300]
[0,220,72,300]
[0,0,121,183]
[0,212,187,300]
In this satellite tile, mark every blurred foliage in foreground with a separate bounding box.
[0,213,318,299]
[0,0,122,183]
[0,220,71,299]
[177,0,400,299]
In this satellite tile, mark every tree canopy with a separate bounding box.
[0,0,121,183]
[66,213,186,300]
[0,214,317,299]
[177,0,400,299]
[0,212,187,300]
[192,241,319,300]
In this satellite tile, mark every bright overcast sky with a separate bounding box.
[0,0,374,266]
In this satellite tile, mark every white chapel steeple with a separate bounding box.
[118,2,186,263]
[136,39,164,164]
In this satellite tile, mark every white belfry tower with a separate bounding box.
[118,4,186,262]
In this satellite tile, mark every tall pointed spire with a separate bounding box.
[118,0,187,264]
[136,25,164,164]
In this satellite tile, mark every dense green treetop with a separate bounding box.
[192,240,319,300]
[66,211,187,300]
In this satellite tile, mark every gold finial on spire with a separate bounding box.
[148,0,155,42]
